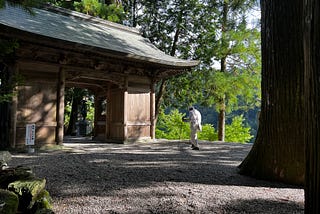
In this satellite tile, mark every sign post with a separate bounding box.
[26,124,35,153]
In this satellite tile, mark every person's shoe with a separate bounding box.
[192,146,200,150]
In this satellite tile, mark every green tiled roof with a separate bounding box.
[0,4,199,67]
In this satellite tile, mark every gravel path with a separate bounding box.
[9,140,304,214]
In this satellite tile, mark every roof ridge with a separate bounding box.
[41,3,141,35]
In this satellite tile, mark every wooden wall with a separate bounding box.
[106,76,153,142]
[11,60,155,146]
[125,77,153,141]
[126,89,151,139]
[15,64,59,147]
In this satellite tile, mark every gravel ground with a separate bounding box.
[9,139,304,214]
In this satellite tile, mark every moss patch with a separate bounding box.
[0,189,19,214]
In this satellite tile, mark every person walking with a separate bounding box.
[188,106,202,150]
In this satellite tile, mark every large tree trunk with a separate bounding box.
[65,96,79,135]
[303,0,320,212]
[239,0,305,185]
[217,98,225,141]
[65,88,83,135]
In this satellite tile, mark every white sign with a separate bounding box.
[26,124,35,145]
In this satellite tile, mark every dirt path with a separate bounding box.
[9,140,304,213]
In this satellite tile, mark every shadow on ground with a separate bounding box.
[223,198,304,213]
[9,140,302,199]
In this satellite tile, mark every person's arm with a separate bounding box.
[182,116,190,122]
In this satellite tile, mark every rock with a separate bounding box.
[0,189,19,214]
[0,166,35,189]
[33,189,53,210]
[8,178,46,212]
[0,151,11,169]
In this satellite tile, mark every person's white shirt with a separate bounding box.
[189,107,202,131]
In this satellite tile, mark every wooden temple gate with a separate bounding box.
[0,4,198,148]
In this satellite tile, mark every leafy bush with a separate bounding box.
[225,115,253,143]
[198,124,217,141]
[156,109,217,141]
[156,109,189,140]
[156,109,253,143]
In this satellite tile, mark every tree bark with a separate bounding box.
[218,54,227,141]
[65,88,83,135]
[217,1,228,141]
[131,0,137,27]
[217,97,225,141]
[303,0,320,212]
[239,0,305,185]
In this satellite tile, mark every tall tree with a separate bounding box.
[137,0,202,123]
[136,1,260,139]
[304,0,320,211]
[200,0,259,141]
[239,0,305,185]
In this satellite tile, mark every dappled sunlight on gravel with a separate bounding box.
[9,140,304,213]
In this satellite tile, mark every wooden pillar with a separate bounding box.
[55,67,65,145]
[93,92,99,138]
[123,77,128,140]
[106,85,110,139]
[150,81,156,139]
[9,63,18,148]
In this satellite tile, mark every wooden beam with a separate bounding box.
[106,85,111,139]
[66,81,108,91]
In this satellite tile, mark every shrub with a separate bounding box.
[198,124,217,141]
[156,109,252,143]
[225,115,253,143]
[156,109,189,140]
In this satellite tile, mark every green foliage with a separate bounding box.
[64,88,94,127]
[0,189,19,214]
[0,39,19,57]
[225,115,253,143]
[198,124,217,141]
[134,0,261,124]
[0,37,24,103]
[156,109,218,141]
[74,0,125,23]
[64,101,71,128]
[33,190,53,210]
[85,98,94,122]
[156,109,190,140]
[156,109,252,143]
